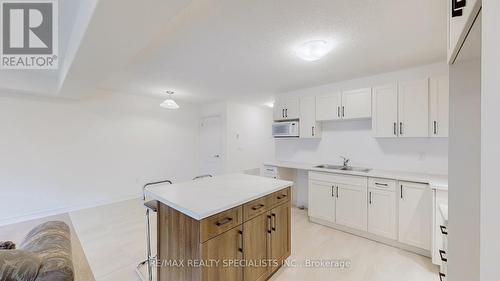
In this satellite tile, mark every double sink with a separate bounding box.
[314,164,371,173]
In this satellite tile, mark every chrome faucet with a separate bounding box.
[340,156,350,167]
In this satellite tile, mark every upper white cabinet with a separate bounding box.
[398,79,429,137]
[316,92,342,121]
[342,88,372,119]
[398,181,432,250]
[448,0,481,63]
[372,84,399,137]
[274,96,299,121]
[299,96,321,138]
[316,89,371,121]
[429,76,449,137]
[373,79,430,138]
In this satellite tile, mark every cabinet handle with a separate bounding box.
[312,126,315,136]
[267,215,272,233]
[336,186,339,198]
[285,108,288,118]
[400,185,403,199]
[369,191,372,204]
[342,106,345,117]
[337,106,340,118]
[238,230,243,253]
[439,272,446,281]
[215,217,233,226]
[251,204,265,211]
[440,225,448,235]
[282,109,285,118]
[439,249,448,262]
[434,121,438,135]
[331,186,334,197]
[271,213,276,231]
[374,182,389,187]
[399,122,403,135]
[394,122,397,136]
[277,194,287,200]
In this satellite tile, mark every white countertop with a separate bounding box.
[264,160,448,190]
[145,174,293,220]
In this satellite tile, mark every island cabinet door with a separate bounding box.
[243,212,271,281]
[201,225,244,281]
[270,201,291,272]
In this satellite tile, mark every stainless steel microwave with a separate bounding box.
[272,121,299,138]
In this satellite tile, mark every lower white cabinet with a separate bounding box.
[336,183,367,231]
[308,180,335,223]
[368,178,397,240]
[398,181,432,250]
[308,172,434,255]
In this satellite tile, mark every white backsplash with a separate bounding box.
[275,119,448,175]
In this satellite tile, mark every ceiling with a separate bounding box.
[0,0,447,105]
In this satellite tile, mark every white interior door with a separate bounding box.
[200,116,224,175]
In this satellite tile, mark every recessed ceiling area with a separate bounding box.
[0,0,447,105]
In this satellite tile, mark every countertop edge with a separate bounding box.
[264,161,448,190]
[145,182,293,220]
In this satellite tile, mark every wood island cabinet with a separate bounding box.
[157,187,291,281]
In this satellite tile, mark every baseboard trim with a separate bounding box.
[309,216,431,258]
[0,192,142,227]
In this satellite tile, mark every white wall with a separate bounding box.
[481,1,500,280]
[449,58,481,281]
[0,91,200,226]
[200,102,275,174]
[226,102,275,173]
[275,63,449,175]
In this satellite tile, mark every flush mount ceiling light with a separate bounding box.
[160,91,180,110]
[295,40,333,61]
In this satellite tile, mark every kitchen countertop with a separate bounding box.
[264,160,448,190]
[145,173,293,220]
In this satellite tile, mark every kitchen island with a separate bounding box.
[145,174,293,281]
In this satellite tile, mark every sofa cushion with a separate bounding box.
[21,221,74,281]
[0,249,41,281]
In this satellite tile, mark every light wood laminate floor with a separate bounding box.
[68,198,438,281]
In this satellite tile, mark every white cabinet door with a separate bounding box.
[274,97,299,121]
[368,188,397,240]
[398,79,429,137]
[429,76,449,137]
[316,93,342,121]
[283,96,299,120]
[398,181,432,250]
[299,96,321,138]
[273,100,285,121]
[308,180,335,223]
[336,184,368,231]
[372,84,399,138]
[342,88,372,119]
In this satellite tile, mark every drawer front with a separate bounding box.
[368,177,396,191]
[243,196,272,221]
[269,187,290,207]
[309,171,367,186]
[201,206,243,242]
